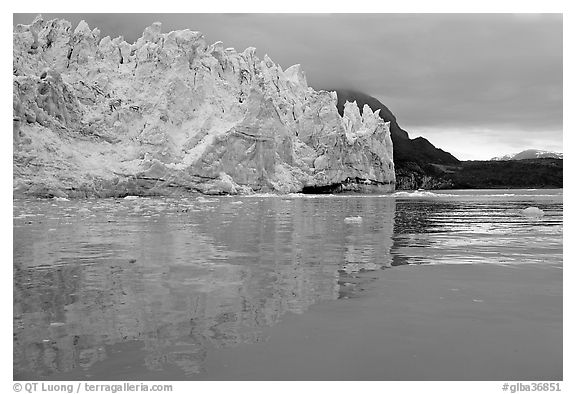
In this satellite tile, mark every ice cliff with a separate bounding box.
[13,16,395,197]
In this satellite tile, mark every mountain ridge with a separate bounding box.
[491,149,563,161]
[333,89,459,164]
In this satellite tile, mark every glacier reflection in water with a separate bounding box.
[13,189,562,379]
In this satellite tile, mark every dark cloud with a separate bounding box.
[13,13,562,159]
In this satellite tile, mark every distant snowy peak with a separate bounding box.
[491,149,563,161]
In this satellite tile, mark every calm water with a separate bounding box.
[13,189,563,380]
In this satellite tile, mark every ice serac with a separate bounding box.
[13,17,395,197]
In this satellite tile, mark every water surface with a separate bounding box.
[13,189,562,380]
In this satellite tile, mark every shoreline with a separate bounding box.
[12,187,563,201]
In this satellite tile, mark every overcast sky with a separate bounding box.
[13,13,563,160]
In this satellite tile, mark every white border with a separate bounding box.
[3,2,571,393]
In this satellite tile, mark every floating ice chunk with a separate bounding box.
[521,207,545,217]
[244,193,279,198]
[399,190,462,198]
[340,262,380,273]
[53,197,69,201]
[393,191,444,198]
[196,196,216,203]
[78,207,91,214]
[344,216,363,224]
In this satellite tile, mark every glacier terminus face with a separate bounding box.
[13,16,395,197]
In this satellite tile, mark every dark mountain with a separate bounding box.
[332,89,459,189]
[334,89,459,165]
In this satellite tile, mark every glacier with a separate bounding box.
[13,16,395,197]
